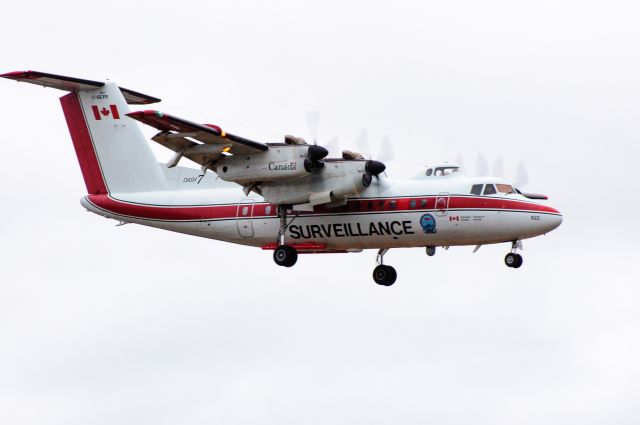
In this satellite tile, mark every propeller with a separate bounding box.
[454,153,466,173]
[323,135,341,157]
[355,129,371,158]
[379,134,395,161]
[461,154,543,198]
[306,110,320,144]
[351,129,391,185]
[492,156,506,179]
[474,153,490,177]
[514,161,529,189]
[362,159,386,187]
[305,110,342,157]
[304,144,329,172]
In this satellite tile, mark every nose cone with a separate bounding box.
[542,206,563,233]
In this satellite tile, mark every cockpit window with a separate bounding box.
[483,184,497,195]
[496,184,515,194]
[470,184,483,195]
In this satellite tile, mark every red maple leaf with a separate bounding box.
[101,107,110,116]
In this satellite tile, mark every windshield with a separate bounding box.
[496,184,515,194]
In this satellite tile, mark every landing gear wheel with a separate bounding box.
[512,253,523,268]
[504,253,523,268]
[373,265,397,286]
[274,246,298,267]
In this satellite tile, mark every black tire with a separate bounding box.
[273,246,298,267]
[504,253,517,268]
[512,253,523,269]
[385,266,397,285]
[373,265,397,286]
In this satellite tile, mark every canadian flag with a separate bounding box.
[449,216,460,221]
[91,105,120,120]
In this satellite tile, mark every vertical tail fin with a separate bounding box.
[60,82,167,194]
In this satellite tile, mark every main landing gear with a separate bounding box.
[373,249,397,286]
[273,205,298,267]
[274,245,297,267]
[504,241,523,268]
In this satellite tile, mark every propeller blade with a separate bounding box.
[323,135,340,157]
[492,156,506,178]
[378,134,394,161]
[474,153,490,177]
[355,129,371,158]
[306,110,320,144]
[514,161,529,188]
[454,153,466,174]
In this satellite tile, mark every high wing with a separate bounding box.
[1,70,160,105]
[127,110,268,169]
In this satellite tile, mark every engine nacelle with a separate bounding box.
[259,160,371,205]
[214,145,310,184]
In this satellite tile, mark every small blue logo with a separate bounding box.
[420,213,437,234]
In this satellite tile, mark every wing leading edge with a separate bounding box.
[127,110,268,169]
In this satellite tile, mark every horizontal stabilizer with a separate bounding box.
[1,70,160,105]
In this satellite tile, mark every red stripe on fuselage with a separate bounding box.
[61,92,108,194]
[86,194,559,222]
[448,196,559,213]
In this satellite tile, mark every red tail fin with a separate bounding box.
[60,92,108,195]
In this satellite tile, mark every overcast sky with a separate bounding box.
[1,1,639,424]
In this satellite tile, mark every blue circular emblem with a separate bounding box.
[420,213,437,234]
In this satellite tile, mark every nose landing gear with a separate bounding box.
[504,241,523,268]
[373,248,397,286]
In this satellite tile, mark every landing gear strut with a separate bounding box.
[273,205,298,267]
[373,248,397,286]
[504,241,523,268]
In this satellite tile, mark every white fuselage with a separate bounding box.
[80,170,562,252]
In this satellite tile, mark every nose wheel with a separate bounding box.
[504,253,523,268]
[373,248,397,286]
[504,241,523,268]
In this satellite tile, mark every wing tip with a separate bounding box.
[0,70,36,79]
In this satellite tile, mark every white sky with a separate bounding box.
[1,1,639,424]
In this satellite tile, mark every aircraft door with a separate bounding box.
[435,192,450,217]
[236,198,255,237]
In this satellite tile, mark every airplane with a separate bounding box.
[1,70,562,286]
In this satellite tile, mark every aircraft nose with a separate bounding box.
[544,207,563,233]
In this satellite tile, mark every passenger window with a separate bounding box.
[483,184,497,195]
[390,200,397,209]
[368,201,373,210]
[242,206,249,216]
[410,199,417,209]
[471,184,483,195]
[265,206,272,215]
[421,199,427,208]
